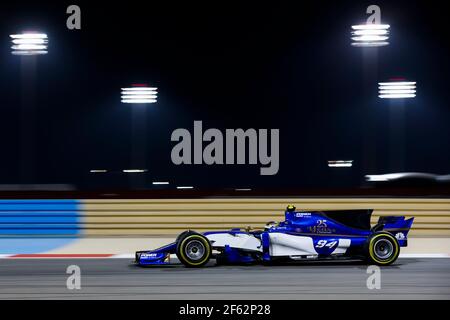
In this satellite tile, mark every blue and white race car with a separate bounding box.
[135,205,414,267]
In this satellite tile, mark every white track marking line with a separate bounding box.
[0,253,448,259]
[399,253,449,258]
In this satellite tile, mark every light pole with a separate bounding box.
[351,21,390,183]
[10,32,48,184]
[121,85,158,189]
[378,79,417,172]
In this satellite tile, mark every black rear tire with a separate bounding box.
[176,231,212,268]
[365,232,400,265]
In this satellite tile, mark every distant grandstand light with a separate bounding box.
[366,175,388,182]
[328,160,353,168]
[378,80,416,99]
[152,181,169,185]
[235,188,252,191]
[10,32,48,55]
[365,173,405,181]
[121,84,158,104]
[89,169,108,173]
[351,24,390,47]
[122,169,148,173]
[366,172,440,182]
[176,186,193,189]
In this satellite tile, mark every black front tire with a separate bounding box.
[176,231,212,268]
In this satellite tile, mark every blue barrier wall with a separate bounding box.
[0,200,81,236]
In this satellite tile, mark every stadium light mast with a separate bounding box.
[121,84,158,189]
[11,31,48,184]
[351,5,391,185]
[379,78,417,172]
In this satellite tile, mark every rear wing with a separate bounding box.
[377,216,414,246]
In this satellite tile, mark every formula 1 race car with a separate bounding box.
[135,205,414,267]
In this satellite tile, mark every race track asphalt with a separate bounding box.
[0,258,449,299]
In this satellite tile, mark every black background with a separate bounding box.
[0,1,449,190]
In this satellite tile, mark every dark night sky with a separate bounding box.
[0,1,449,190]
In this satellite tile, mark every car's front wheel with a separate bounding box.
[176,231,212,267]
[365,232,400,265]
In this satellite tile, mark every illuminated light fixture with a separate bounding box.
[152,181,169,185]
[328,160,353,168]
[378,80,416,99]
[121,84,157,104]
[366,172,439,182]
[10,32,48,55]
[351,24,390,47]
[235,188,252,191]
[90,169,108,173]
[176,186,193,189]
[122,169,148,173]
[365,173,405,182]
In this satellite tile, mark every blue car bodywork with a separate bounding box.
[135,207,414,266]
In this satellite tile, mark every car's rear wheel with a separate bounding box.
[176,231,211,268]
[365,232,400,265]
